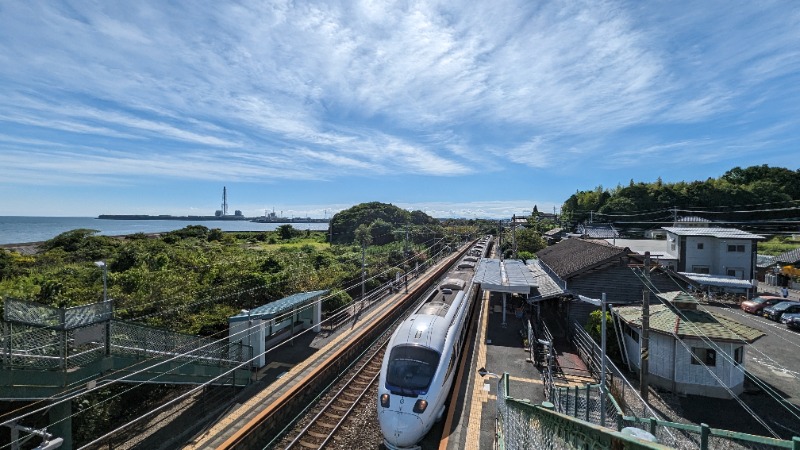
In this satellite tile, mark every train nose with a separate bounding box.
[379,410,425,449]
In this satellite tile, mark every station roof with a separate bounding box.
[473,258,538,294]
[525,259,566,301]
[229,290,329,322]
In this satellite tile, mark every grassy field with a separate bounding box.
[759,236,800,256]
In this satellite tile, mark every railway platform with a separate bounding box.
[441,289,592,450]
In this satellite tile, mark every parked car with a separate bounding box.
[787,316,800,331]
[762,301,800,321]
[740,295,784,314]
[781,312,800,324]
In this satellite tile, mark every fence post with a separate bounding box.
[585,384,591,422]
[791,436,800,450]
[649,417,657,435]
[700,423,710,450]
[574,385,579,417]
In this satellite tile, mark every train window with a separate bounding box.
[386,345,440,395]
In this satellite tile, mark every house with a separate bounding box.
[772,247,800,289]
[536,238,694,326]
[614,291,764,398]
[543,227,566,244]
[662,227,763,283]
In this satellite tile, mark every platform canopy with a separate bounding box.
[678,273,756,290]
[473,258,538,294]
[229,289,329,322]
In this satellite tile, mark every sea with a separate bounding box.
[0,217,329,245]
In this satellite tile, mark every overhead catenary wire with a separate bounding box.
[72,240,460,450]
[1,234,469,448]
[630,268,798,437]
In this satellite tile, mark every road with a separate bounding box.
[702,303,800,438]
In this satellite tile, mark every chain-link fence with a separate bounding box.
[497,374,673,450]
[4,297,112,329]
[2,318,251,372]
[111,321,251,366]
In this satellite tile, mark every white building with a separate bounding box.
[662,227,763,283]
[615,291,763,398]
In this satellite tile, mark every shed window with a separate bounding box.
[734,346,743,365]
[691,347,716,366]
[697,243,704,250]
[727,244,745,252]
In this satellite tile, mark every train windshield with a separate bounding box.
[386,345,440,396]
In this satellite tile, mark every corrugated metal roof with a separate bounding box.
[678,273,755,289]
[615,292,764,342]
[229,290,328,322]
[526,259,565,300]
[474,258,537,294]
[662,227,764,239]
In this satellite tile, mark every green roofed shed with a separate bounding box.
[229,290,328,322]
[228,290,328,368]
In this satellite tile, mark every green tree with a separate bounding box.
[369,219,395,245]
[585,310,621,363]
[277,224,297,240]
[515,227,546,254]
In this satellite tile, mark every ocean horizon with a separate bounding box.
[0,216,329,245]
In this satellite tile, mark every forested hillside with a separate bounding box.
[561,165,800,224]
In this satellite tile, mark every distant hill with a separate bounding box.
[561,165,800,227]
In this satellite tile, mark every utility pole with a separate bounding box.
[361,243,366,301]
[498,220,503,261]
[511,214,518,259]
[640,252,651,403]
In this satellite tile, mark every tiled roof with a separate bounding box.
[675,216,711,223]
[577,224,620,239]
[661,227,765,239]
[775,247,800,264]
[756,254,776,268]
[615,291,764,343]
[536,238,627,279]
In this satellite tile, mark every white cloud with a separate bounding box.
[0,0,798,205]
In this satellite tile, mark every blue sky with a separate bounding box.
[0,1,798,219]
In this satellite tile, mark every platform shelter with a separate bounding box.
[228,290,328,368]
[473,258,538,327]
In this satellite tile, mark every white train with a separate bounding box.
[377,238,490,449]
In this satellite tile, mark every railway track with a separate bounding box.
[280,344,386,450]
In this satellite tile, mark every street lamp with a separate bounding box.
[94,261,107,303]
